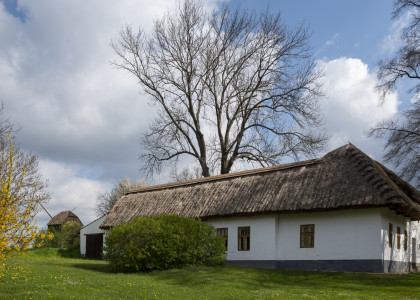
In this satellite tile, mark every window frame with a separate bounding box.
[300,224,315,248]
[216,228,228,250]
[389,223,393,248]
[238,226,250,251]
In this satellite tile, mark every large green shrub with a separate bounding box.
[104,214,226,272]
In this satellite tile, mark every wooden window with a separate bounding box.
[300,224,314,248]
[397,227,401,250]
[389,223,393,248]
[404,230,408,251]
[238,227,250,251]
[217,228,228,250]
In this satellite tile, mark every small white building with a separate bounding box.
[99,144,420,273]
[80,216,107,258]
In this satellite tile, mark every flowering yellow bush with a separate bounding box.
[0,135,48,262]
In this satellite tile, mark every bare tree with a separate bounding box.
[370,102,420,186]
[170,165,203,182]
[113,0,327,178]
[96,178,147,217]
[377,0,420,99]
[371,0,420,187]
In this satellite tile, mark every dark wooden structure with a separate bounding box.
[85,233,104,259]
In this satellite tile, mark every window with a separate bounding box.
[300,224,314,248]
[389,223,393,248]
[217,228,228,250]
[397,227,401,250]
[238,227,250,251]
[404,230,408,251]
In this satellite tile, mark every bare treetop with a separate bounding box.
[371,0,420,187]
[377,0,420,99]
[113,0,327,178]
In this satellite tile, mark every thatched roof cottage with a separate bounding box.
[95,144,420,273]
[47,210,83,230]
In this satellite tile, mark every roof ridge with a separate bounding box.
[126,158,321,195]
[344,145,418,211]
[101,144,420,229]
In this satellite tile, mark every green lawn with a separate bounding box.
[1,249,420,299]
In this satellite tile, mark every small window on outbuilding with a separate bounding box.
[238,227,250,251]
[300,224,314,248]
[389,223,393,248]
[404,230,408,251]
[397,227,401,250]
[217,228,228,250]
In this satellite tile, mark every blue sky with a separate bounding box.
[234,1,394,65]
[0,0,409,225]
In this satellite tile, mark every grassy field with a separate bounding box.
[2,249,420,299]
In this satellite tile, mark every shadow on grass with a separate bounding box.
[70,261,109,273]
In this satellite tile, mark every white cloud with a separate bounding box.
[318,57,399,159]
[0,1,405,226]
[0,0,221,226]
[36,159,112,227]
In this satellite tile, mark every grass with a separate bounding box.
[2,249,420,299]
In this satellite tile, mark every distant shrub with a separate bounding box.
[104,214,226,272]
[35,221,82,249]
[57,222,82,249]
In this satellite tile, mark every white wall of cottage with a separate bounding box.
[209,215,278,260]
[208,208,420,263]
[380,209,420,265]
[84,208,420,267]
[410,220,420,265]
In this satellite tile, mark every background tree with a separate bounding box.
[0,106,51,261]
[113,0,327,178]
[96,178,147,217]
[371,0,420,187]
[170,165,203,182]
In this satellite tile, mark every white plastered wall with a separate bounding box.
[208,215,277,260]
[410,220,420,265]
[276,209,383,261]
[208,208,388,261]
[80,216,107,256]
[380,208,415,264]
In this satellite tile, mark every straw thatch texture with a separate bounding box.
[47,210,83,227]
[100,144,420,229]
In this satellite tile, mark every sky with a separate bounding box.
[0,0,410,226]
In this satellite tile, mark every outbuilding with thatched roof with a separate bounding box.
[47,210,83,230]
[98,144,420,273]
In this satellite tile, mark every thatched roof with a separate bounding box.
[47,210,83,226]
[100,144,420,229]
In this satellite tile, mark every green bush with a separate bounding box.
[35,221,82,249]
[104,214,226,272]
